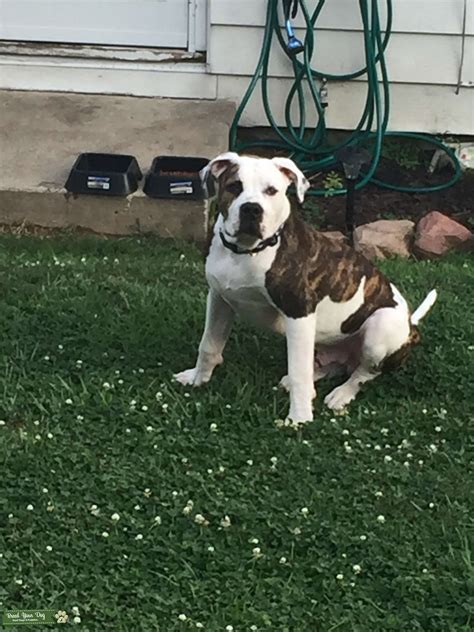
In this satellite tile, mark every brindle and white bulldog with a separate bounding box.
[174,152,437,423]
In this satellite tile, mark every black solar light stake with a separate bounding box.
[335,146,370,245]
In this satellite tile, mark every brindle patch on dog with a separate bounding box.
[265,211,396,323]
[203,164,241,258]
[380,326,421,372]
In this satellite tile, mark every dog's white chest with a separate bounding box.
[206,237,285,333]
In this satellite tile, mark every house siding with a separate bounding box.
[209,0,474,133]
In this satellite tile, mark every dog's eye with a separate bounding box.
[264,186,278,196]
[225,181,243,196]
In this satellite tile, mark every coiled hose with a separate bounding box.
[228,0,462,196]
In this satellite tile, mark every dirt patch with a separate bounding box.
[305,158,474,232]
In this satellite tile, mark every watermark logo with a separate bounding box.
[2,609,67,625]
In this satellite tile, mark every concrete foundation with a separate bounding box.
[0,90,235,240]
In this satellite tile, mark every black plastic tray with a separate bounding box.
[144,156,209,199]
[65,153,142,196]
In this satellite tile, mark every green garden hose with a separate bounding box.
[229,0,462,196]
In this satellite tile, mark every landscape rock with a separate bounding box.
[354,219,415,260]
[414,211,473,258]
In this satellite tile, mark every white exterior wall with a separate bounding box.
[209,0,474,134]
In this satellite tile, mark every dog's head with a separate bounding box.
[201,153,309,245]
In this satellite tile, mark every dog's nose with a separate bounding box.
[240,202,263,219]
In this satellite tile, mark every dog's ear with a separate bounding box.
[200,152,240,199]
[271,157,310,203]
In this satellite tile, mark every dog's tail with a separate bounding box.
[411,289,438,326]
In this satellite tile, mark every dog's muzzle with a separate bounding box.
[239,202,263,238]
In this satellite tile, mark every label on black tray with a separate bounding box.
[87,176,111,190]
[170,181,193,195]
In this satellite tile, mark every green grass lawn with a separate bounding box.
[0,233,472,631]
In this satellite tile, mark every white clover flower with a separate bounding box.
[352,564,362,574]
[380,428,389,435]
[47,503,54,512]
[46,545,53,552]
[118,379,124,385]
[172,491,178,497]
[90,504,100,516]
[435,425,442,432]
[252,547,262,558]
[279,556,287,564]
[429,502,435,509]
[207,545,215,552]
[35,434,41,441]
[301,507,309,516]
[44,356,50,361]
[359,534,367,541]
[178,614,187,622]
[71,607,80,616]
[226,626,234,632]
[0,420,5,427]
[292,527,301,535]
[374,491,383,497]
[47,432,54,439]
[374,444,381,451]
[141,405,148,412]
[146,426,153,432]
[65,398,73,405]
[144,488,152,497]
[102,531,109,538]
[250,538,259,544]
[207,469,213,475]
[138,368,145,374]
[377,514,386,523]
[154,516,162,524]
[220,515,231,528]
[194,514,207,525]
[250,627,258,632]
[342,429,350,436]
[429,444,438,453]
[336,573,344,581]
[196,623,204,629]
[135,534,143,541]
[270,456,278,464]
[134,505,141,511]
[246,459,253,466]
[183,505,193,516]
[209,423,218,432]
[76,415,84,421]
[384,455,393,463]
[111,513,120,521]
[26,504,34,511]
[418,459,424,465]
[73,616,81,624]
[344,444,353,453]
[58,345,64,350]
[102,382,111,390]
[403,461,410,467]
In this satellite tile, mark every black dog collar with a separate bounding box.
[219,224,285,256]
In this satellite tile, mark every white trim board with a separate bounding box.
[0,54,217,100]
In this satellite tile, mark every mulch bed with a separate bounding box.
[306,159,474,232]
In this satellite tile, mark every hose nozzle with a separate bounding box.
[285,19,304,56]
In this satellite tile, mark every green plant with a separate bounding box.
[322,171,344,196]
[382,139,423,170]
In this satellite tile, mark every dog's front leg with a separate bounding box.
[174,289,234,387]
[285,314,316,423]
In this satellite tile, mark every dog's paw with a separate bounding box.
[324,384,356,411]
[279,375,291,392]
[173,368,208,387]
